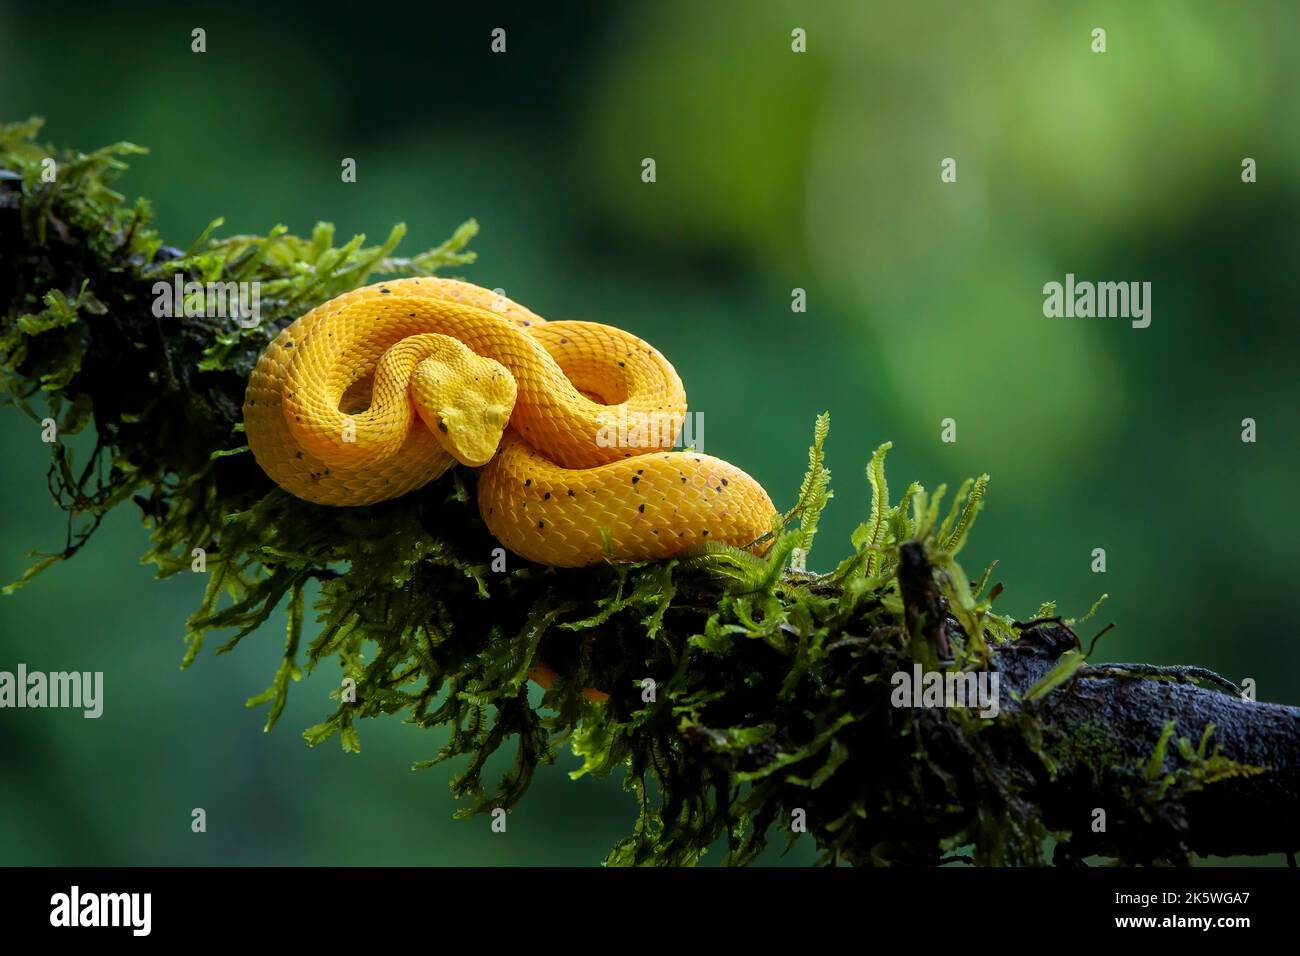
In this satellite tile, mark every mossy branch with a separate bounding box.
[3,120,1297,866]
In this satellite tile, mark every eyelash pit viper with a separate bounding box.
[242,277,777,569]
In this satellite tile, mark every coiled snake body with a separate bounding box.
[243,278,776,567]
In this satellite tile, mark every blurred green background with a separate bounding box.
[2,0,1297,865]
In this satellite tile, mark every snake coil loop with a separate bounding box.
[243,278,776,567]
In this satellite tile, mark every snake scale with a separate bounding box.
[243,278,777,568]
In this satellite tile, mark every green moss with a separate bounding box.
[1053,721,1127,777]
[1141,720,1266,800]
[1,119,1223,867]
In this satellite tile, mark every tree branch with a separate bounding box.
[995,626,1299,864]
[3,121,1296,866]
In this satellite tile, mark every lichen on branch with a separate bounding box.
[3,119,1294,867]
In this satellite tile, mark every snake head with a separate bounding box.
[410,336,517,468]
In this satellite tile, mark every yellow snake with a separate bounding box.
[242,277,777,568]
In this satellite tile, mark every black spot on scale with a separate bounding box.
[543,492,551,500]
[618,362,625,368]
[703,530,710,536]
[637,504,645,513]
[567,489,575,497]
[637,468,644,475]
[438,420,448,433]
[631,476,640,485]
[721,478,729,486]
[538,520,545,529]
[380,288,391,294]
[524,479,532,486]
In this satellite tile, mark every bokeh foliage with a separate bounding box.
[1,0,1296,866]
